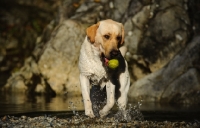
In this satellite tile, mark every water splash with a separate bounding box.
[67,101,143,127]
[114,102,144,122]
[68,102,79,116]
[67,86,143,126]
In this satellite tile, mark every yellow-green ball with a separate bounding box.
[108,59,119,69]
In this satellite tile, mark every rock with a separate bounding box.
[0,114,199,127]
[38,20,85,94]
[4,73,27,92]
[3,20,86,95]
[110,0,130,21]
[161,68,200,104]
[140,3,190,72]
[3,57,41,93]
[70,1,104,24]
[124,3,158,80]
[0,0,56,74]
[124,4,156,55]
[124,0,190,81]
[128,36,200,103]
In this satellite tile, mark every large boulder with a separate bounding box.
[124,0,190,80]
[4,20,86,95]
[128,36,200,104]
[37,20,85,94]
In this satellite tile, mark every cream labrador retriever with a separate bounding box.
[79,19,130,118]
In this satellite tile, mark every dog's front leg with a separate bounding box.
[79,74,95,118]
[99,82,115,117]
[117,71,130,111]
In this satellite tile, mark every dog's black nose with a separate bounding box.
[110,50,120,57]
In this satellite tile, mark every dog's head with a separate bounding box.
[86,19,124,62]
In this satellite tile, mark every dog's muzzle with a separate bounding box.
[110,50,120,58]
[101,49,121,66]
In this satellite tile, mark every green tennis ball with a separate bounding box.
[108,59,119,69]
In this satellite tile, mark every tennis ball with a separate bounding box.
[108,59,119,69]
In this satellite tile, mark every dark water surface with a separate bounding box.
[0,92,200,122]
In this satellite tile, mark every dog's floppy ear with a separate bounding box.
[86,22,100,43]
[120,24,125,45]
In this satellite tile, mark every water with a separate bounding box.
[0,92,200,122]
[0,92,83,115]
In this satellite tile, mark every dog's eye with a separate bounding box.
[104,35,110,39]
[116,36,122,42]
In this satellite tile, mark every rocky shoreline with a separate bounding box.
[1,114,200,128]
[2,0,200,105]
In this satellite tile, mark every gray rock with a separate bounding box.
[38,20,85,94]
[3,20,86,94]
[161,68,200,104]
[111,0,130,21]
[125,0,190,81]
[128,36,200,103]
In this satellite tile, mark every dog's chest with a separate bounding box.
[85,59,107,84]
[80,61,106,86]
[79,39,107,83]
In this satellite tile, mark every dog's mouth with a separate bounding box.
[101,50,121,67]
[101,53,110,67]
[104,57,109,66]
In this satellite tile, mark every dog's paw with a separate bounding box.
[99,109,109,118]
[85,110,95,118]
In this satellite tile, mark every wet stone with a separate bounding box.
[0,108,200,127]
[21,115,27,120]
